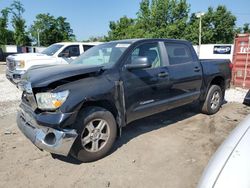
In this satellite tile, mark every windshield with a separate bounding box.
[71,42,131,68]
[41,44,63,56]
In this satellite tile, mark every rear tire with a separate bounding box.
[70,106,117,162]
[201,85,223,115]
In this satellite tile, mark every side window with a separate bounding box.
[83,45,94,52]
[128,42,162,68]
[165,43,194,65]
[60,45,80,57]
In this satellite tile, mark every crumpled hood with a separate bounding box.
[21,64,103,88]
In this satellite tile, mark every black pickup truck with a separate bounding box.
[17,39,231,162]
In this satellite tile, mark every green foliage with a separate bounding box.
[0,8,10,44]
[184,13,199,44]
[243,23,250,33]
[106,16,137,41]
[236,23,250,34]
[6,30,15,44]
[30,13,75,46]
[0,0,75,46]
[201,6,236,44]
[105,0,190,41]
[11,0,30,45]
[83,36,106,42]
[106,0,237,44]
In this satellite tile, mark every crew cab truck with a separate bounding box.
[6,42,101,84]
[16,39,231,162]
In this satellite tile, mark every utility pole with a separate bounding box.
[195,12,205,58]
[37,29,40,47]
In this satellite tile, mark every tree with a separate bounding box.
[149,0,170,37]
[184,5,236,44]
[0,8,10,44]
[202,6,236,44]
[57,16,75,41]
[106,0,190,40]
[106,16,136,41]
[30,13,75,46]
[164,0,190,39]
[242,23,250,33]
[106,1,237,44]
[136,0,152,38]
[84,36,105,42]
[184,13,199,44]
[11,0,30,45]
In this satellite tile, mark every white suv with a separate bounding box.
[6,42,102,84]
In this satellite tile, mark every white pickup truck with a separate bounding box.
[6,42,102,84]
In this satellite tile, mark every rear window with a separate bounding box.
[165,43,194,65]
[83,45,94,52]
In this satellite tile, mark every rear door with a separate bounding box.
[164,42,203,106]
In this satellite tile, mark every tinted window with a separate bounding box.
[128,42,162,68]
[165,43,193,65]
[83,45,94,52]
[61,45,80,57]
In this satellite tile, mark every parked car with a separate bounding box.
[0,47,4,61]
[16,39,232,162]
[197,114,250,188]
[6,42,102,84]
[243,90,250,106]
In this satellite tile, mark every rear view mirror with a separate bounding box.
[125,57,151,70]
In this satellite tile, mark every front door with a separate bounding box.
[121,42,171,123]
[59,45,80,63]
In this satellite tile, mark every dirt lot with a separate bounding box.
[0,64,250,188]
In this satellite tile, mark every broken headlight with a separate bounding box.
[35,90,69,110]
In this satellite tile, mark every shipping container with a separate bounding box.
[232,34,250,88]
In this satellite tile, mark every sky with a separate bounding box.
[0,0,250,41]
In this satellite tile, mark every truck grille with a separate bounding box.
[22,92,37,110]
[6,58,16,71]
[19,81,37,110]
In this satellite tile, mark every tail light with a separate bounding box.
[229,62,233,70]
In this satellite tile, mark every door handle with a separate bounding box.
[158,72,169,77]
[194,67,201,72]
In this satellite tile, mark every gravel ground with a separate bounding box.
[0,74,21,102]
[0,70,21,117]
[0,68,21,117]
[225,87,248,103]
[0,64,250,188]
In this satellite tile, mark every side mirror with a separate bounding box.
[125,57,151,70]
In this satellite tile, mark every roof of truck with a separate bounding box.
[107,38,190,44]
[56,42,103,46]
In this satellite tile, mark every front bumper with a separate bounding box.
[6,69,25,84]
[17,109,78,156]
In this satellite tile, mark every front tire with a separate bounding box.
[201,85,223,115]
[70,107,117,162]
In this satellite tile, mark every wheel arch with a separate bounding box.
[209,76,225,91]
[78,100,122,137]
[201,75,225,101]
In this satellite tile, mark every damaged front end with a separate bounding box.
[16,64,105,156]
[17,107,78,156]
